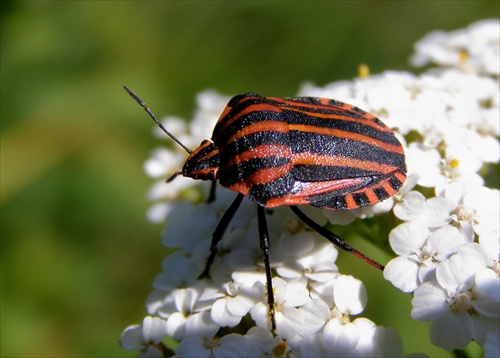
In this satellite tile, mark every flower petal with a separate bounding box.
[411,281,448,321]
[323,319,360,352]
[384,257,420,292]
[429,311,473,350]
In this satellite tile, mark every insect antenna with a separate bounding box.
[166,171,183,183]
[124,86,193,154]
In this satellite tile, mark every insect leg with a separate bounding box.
[207,180,217,203]
[290,206,384,271]
[200,193,244,278]
[257,205,277,331]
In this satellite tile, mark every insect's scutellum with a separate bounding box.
[126,87,407,331]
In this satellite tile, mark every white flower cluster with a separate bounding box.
[121,20,499,357]
[302,20,500,354]
[123,187,403,357]
[411,19,499,76]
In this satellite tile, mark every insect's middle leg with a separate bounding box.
[200,193,244,278]
[257,205,277,331]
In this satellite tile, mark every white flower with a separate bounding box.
[404,140,486,194]
[394,191,456,229]
[160,200,217,253]
[151,251,203,292]
[299,319,403,357]
[120,316,168,357]
[153,281,221,341]
[444,183,500,239]
[315,276,367,352]
[323,313,361,352]
[245,326,290,357]
[210,282,258,327]
[385,223,471,292]
[174,333,248,358]
[404,144,443,188]
[333,275,367,315]
[411,19,500,75]
[352,319,404,357]
[276,233,339,283]
[250,277,311,339]
[295,298,332,336]
[411,243,498,350]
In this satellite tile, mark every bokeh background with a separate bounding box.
[2,1,498,357]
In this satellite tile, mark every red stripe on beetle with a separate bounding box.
[234,165,291,187]
[219,121,289,152]
[268,97,394,133]
[215,103,282,136]
[224,144,291,168]
[292,152,400,175]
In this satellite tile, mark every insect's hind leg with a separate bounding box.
[200,193,244,278]
[257,205,277,331]
[290,206,384,271]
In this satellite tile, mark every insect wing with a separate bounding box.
[275,96,406,210]
[211,94,406,210]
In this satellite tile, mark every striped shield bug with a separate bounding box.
[124,86,407,330]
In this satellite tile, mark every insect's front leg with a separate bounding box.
[257,205,277,331]
[200,193,244,278]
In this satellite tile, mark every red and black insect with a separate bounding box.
[124,87,407,330]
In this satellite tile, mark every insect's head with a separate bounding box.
[124,86,219,183]
[182,139,220,181]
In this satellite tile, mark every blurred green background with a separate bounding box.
[1,1,497,357]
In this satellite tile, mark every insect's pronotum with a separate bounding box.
[124,86,407,330]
